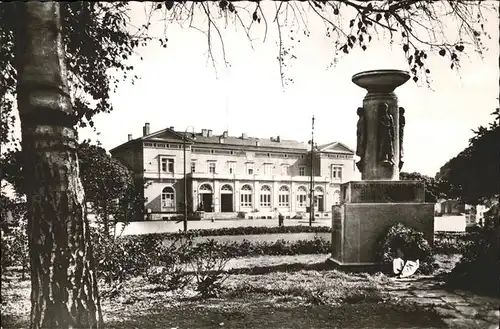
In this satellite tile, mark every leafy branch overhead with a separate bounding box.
[0,2,151,147]
[153,0,493,86]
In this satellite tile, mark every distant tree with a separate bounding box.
[399,171,450,202]
[437,108,500,205]
[78,142,132,234]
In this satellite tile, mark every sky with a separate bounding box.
[76,2,499,178]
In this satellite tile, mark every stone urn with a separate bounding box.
[352,69,410,180]
[352,69,411,93]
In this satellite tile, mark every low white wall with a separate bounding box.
[434,215,466,232]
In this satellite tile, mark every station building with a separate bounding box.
[110,123,361,220]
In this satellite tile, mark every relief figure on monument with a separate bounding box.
[378,103,395,166]
[355,107,366,173]
[399,107,406,170]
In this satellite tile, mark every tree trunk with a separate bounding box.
[15,3,103,328]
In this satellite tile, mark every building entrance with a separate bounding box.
[220,184,233,212]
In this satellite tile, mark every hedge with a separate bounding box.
[207,237,331,258]
[433,232,481,254]
[121,225,331,241]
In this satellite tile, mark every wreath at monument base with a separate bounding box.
[377,223,437,275]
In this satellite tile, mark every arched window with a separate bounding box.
[260,185,271,207]
[221,184,233,193]
[161,186,175,208]
[240,184,253,207]
[278,185,290,207]
[297,186,307,207]
[315,186,325,211]
[199,183,212,193]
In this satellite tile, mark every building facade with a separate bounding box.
[110,123,361,220]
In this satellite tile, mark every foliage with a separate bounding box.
[0,193,28,275]
[377,223,436,274]
[445,203,499,296]
[135,225,331,239]
[0,2,149,145]
[437,108,500,205]
[399,171,450,202]
[91,229,160,288]
[145,236,194,292]
[1,140,143,227]
[185,236,331,259]
[433,231,480,254]
[185,239,234,298]
[78,141,132,207]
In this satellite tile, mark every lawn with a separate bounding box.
[1,254,451,329]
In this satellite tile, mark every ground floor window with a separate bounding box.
[278,186,290,207]
[161,186,175,208]
[260,194,271,207]
[241,184,253,207]
[297,194,307,207]
[241,194,252,207]
[260,185,271,207]
[297,186,307,207]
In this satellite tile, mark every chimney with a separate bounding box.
[255,141,260,146]
[207,129,213,137]
[169,126,174,130]
[241,133,248,139]
[223,131,228,138]
[143,123,150,136]
[276,136,281,142]
[201,129,208,137]
[127,134,133,141]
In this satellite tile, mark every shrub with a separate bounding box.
[433,232,479,254]
[183,239,234,298]
[127,225,331,241]
[145,235,194,292]
[194,236,331,258]
[1,224,29,274]
[445,203,499,296]
[377,223,437,274]
[92,228,161,287]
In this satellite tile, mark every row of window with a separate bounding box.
[161,184,341,208]
[147,142,310,159]
[161,158,343,178]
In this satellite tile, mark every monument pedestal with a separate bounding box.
[330,180,434,266]
[329,69,434,269]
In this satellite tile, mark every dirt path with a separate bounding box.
[381,275,499,329]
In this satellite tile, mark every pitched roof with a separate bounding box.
[186,133,306,150]
[110,127,354,154]
[317,141,355,154]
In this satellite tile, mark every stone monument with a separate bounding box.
[331,69,434,267]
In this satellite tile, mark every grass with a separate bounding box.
[2,259,448,329]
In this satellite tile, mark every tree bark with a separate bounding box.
[15,3,103,328]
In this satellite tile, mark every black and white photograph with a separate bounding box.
[1,1,499,328]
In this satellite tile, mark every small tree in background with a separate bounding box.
[437,108,500,206]
[399,171,451,203]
